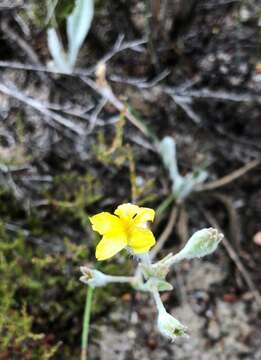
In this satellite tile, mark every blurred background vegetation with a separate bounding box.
[0,0,260,359]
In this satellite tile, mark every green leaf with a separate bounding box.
[56,0,76,21]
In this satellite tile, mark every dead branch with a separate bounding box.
[88,98,107,133]
[81,76,152,140]
[202,208,261,307]
[211,193,242,250]
[165,86,261,104]
[0,0,25,10]
[1,20,49,82]
[150,206,178,260]
[196,159,260,192]
[0,81,85,136]
[176,205,189,245]
[110,69,170,89]
[170,94,202,124]
[0,37,147,77]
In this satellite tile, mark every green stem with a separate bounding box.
[156,194,176,218]
[81,286,94,360]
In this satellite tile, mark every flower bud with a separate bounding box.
[157,309,188,341]
[80,267,109,288]
[173,228,223,262]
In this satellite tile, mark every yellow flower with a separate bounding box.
[90,203,156,261]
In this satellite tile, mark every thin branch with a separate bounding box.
[0,38,147,77]
[81,76,152,139]
[150,206,178,260]
[201,0,241,10]
[88,98,107,133]
[0,81,85,136]
[202,208,261,307]
[0,0,25,10]
[166,87,261,104]
[212,193,242,250]
[196,159,260,192]
[0,60,63,74]
[1,20,49,82]
[110,69,170,89]
[96,35,146,66]
[170,94,202,124]
[88,72,260,106]
[126,133,157,152]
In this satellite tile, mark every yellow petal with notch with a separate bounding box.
[90,212,123,235]
[134,207,155,226]
[95,232,128,260]
[128,227,156,254]
[114,203,140,221]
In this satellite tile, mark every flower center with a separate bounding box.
[121,215,136,238]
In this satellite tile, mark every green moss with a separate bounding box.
[47,172,102,229]
[91,118,158,204]
[0,225,59,357]
[0,211,134,358]
[0,224,83,357]
[0,104,159,357]
[91,116,127,167]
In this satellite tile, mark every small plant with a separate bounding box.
[159,136,208,202]
[47,0,94,73]
[80,203,223,355]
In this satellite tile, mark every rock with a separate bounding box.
[207,319,220,340]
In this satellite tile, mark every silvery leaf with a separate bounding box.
[47,28,71,73]
[67,0,94,67]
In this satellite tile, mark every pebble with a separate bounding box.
[207,319,220,341]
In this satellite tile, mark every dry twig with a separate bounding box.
[81,76,152,140]
[202,208,261,307]
[196,159,260,192]
[110,69,170,89]
[170,94,202,124]
[165,87,261,104]
[1,20,49,82]
[0,81,85,136]
[0,0,25,10]
[0,37,147,77]
[211,193,242,250]
[151,206,178,260]
[176,205,189,245]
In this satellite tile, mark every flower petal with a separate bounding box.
[90,212,123,235]
[95,232,127,261]
[128,227,156,253]
[114,203,140,221]
[134,207,155,226]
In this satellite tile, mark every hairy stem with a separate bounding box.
[152,288,165,313]
[106,275,136,284]
[137,252,151,265]
[81,286,94,360]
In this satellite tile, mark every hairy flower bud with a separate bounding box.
[80,267,109,288]
[173,228,223,263]
[157,309,188,341]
